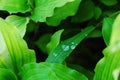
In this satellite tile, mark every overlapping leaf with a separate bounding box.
[0,0,31,13]
[102,18,114,46]
[94,14,120,80]
[31,0,74,22]
[71,0,95,23]
[0,18,36,73]
[99,0,118,6]
[46,29,64,54]
[5,15,29,37]
[0,68,17,80]
[46,0,81,26]
[19,62,88,80]
[46,26,95,63]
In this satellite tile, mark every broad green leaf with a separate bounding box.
[46,26,95,63]
[71,0,95,23]
[46,0,81,26]
[102,18,114,46]
[36,34,52,53]
[31,0,74,22]
[46,29,64,54]
[68,64,94,80]
[19,62,88,80]
[94,14,120,80]
[94,42,120,80]
[5,15,29,37]
[110,14,120,46]
[0,18,36,73]
[0,68,17,80]
[94,7,102,20]
[113,68,120,80]
[0,0,31,13]
[99,0,118,6]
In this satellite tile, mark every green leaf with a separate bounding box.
[46,0,81,26]
[35,34,52,53]
[5,15,29,37]
[102,18,114,46]
[19,62,88,80]
[110,14,120,46]
[71,0,95,23]
[94,42,120,80]
[31,0,74,22]
[46,29,64,54]
[94,14,120,80]
[113,68,120,80]
[46,26,95,63]
[94,7,102,20]
[0,68,17,80]
[99,0,118,6]
[68,64,94,80]
[0,18,36,73]
[0,0,31,13]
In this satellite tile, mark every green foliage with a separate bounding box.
[0,0,31,13]
[46,0,81,26]
[0,68,17,80]
[5,15,29,37]
[31,0,75,22]
[0,18,36,73]
[19,62,88,80]
[99,0,118,6]
[102,18,114,45]
[46,29,64,54]
[0,0,120,80]
[46,26,95,63]
[94,14,120,80]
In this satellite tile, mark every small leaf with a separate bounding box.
[71,0,95,23]
[94,7,102,20]
[99,0,118,6]
[31,0,74,22]
[46,26,95,63]
[5,15,29,37]
[46,29,64,54]
[102,18,114,46]
[0,68,17,80]
[110,14,120,45]
[36,34,52,53]
[46,0,81,26]
[0,18,36,73]
[19,62,88,80]
[0,0,31,13]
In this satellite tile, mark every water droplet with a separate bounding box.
[71,42,75,44]
[84,34,88,36]
[70,45,76,50]
[62,45,69,51]
[53,53,57,57]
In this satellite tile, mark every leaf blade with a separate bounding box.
[46,26,95,63]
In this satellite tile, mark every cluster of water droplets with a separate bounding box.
[61,42,77,52]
